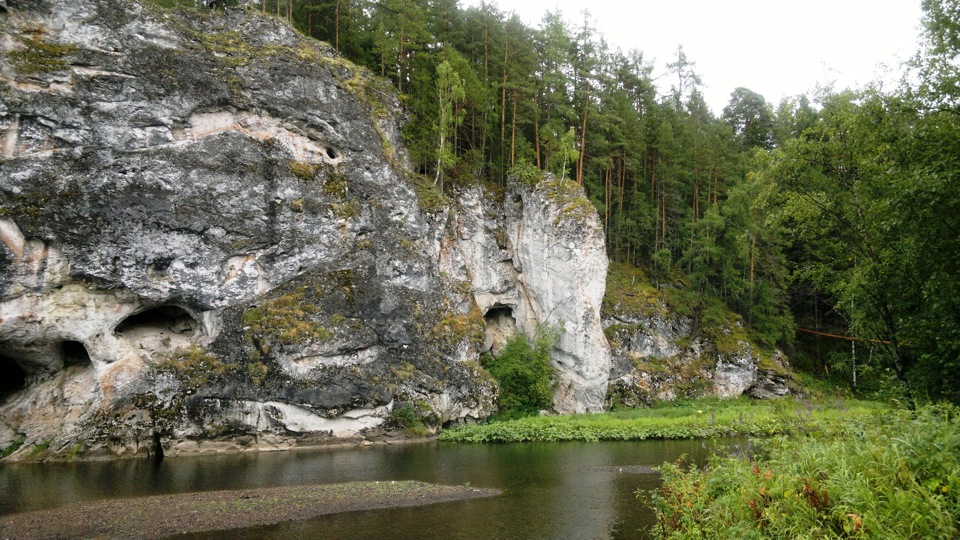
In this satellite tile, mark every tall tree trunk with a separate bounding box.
[499,43,508,184]
[510,93,517,167]
[534,97,541,169]
[661,193,666,248]
[500,44,508,142]
[577,91,589,185]
[712,163,720,205]
[605,157,611,233]
[398,18,405,93]
[335,0,340,52]
[689,181,698,273]
[650,149,657,205]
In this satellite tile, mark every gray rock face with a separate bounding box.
[440,181,610,414]
[604,310,791,407]
[0,0,611,460]
[0,0,500,459]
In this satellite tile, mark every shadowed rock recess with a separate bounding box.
[0,0,612,459]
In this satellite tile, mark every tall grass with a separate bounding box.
[649,404,960,538]
[439,396,883,443]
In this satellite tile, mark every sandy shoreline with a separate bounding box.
[0,481,501,539]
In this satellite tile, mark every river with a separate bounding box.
[0,439,737,539]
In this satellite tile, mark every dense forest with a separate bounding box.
[182,0,957,401]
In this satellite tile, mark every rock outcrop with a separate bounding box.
[439,180,610,414]
[0,0,610,460]
[602,265,791,407]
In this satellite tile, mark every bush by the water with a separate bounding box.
[482,326,558,418]
[650,404,960,538]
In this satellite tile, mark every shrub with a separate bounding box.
[649,404,960,539]
[388,401,435,437]
[482,325,559,417]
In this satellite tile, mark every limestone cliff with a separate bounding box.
[0,0,611,460]
[438,180,610,414]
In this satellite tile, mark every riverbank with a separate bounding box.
[651,404,960,538]
[0,481,500,539]
[439,396,884,443]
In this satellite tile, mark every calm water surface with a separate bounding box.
[0,439,736,539]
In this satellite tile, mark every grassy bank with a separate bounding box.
[649,404,960,538]
[439,396,885,443]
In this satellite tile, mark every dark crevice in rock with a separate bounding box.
[62,340,92,366]
[0,353,28,399]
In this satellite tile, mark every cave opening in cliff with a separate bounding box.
[114,306,201,354]
[483,306,517,355]
[62,340,92,367]
[0,353,28,399]
[115,306,198,335]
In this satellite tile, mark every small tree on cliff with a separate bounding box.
[434,59,465,192]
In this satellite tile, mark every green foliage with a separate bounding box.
[26,440,51,459]
[482,326,559,417]
[507,162,544,186]
[650,404,960,539]
[602,262,666,318]
[388,401,435,436]
[433,57,466,190]
[723,87,774,149]
[440,395,881,443]
[246,361,269,386]
[0,435,25,459]
[409,173,451,214]
[322,169,348,198]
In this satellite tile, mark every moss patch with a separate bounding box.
[322,169,349,198]
[603,262,667,319]
[8,37,77,75]
[410,173,451,214]
[242,290,332,346]
[158,346,232,388]
[430,307,485,350]
[536,177,596,226]
[289,161,318,182]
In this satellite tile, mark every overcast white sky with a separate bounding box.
[462,0,925,114]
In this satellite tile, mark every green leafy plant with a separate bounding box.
[482,325,560,418]
[649,404,960,539]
